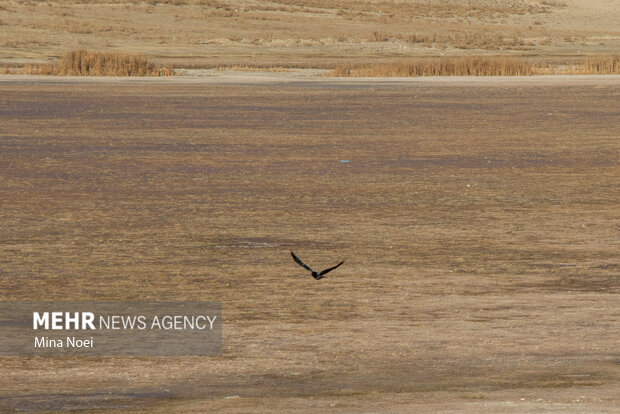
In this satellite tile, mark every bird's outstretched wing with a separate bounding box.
[291,252,314,272]
[319,261,344,276]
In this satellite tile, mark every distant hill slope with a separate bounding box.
[1,0,619,67]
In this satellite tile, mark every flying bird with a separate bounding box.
[290,251,344,280]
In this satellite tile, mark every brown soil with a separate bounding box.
[0,76,618,412]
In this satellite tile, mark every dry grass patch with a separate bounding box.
[19,50,175,76]
[331,55,620,77]
[584,55,620,73]
[331,56,538,77]
[386,32,535,51]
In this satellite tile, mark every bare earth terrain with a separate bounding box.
[0,75,618,412]
[1,0,620,67]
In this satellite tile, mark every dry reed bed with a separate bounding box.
[15,50,175,76]
[331,56,620,77]
[3,53,620,77]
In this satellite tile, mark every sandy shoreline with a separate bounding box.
[2,72,620,86]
